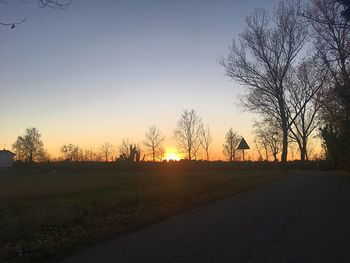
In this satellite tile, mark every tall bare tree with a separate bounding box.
[143,126,165,162]
[305,0,350,164]
[287,60,329,162]
[100,143,114,162]
[220,1,308,162]
[223,128,240,161]
[200,124,213,161]
[12,127,45,162]
[174,109,203,160]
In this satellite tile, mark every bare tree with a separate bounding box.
[12,136,25,161]
[254,121,282,161]
[119,139,130,160]
[288,60,329,162]
[223,128,240,161]
[254,129,270,162]
[219,1,308,162]
[143,126,165,162]
[200,124,213,161]
[174,109,203,160]
[100,143,114,162]
[81,148,97,161]
[158,146,166,161]
[91,150,102,162]
[12,127,45,162]
[305,0,350,163]
[254,138,267,161]
[60,143,80,161]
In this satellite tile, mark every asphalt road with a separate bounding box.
[63,171,350,263]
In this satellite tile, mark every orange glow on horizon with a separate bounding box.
[164,148,182,161]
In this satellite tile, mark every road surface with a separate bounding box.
[63,171,350,263]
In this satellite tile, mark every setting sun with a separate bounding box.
[164,149,181,161]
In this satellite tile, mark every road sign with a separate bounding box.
[237,137,250,161]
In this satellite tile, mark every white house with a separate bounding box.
[0,149,16,168]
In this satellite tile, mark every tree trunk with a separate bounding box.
[281,128,288,162]
[279,97,288,163]
[273,152,278,162]
[264,146,269,161]
[300,149,306,163]
[300,139,307,163]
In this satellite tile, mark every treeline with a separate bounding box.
[219,0,350,168]
[11,110,246,163]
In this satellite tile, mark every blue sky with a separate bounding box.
[1,0,282,159]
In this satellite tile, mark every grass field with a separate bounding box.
[0,167,287,262]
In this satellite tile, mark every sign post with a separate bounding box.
[237,137,250,161]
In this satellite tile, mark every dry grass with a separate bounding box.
[0,168,287,262]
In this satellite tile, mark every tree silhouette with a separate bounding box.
[254,121,282,162]
[100,143,114,162]
[143,126,165,162]
[12,127,46,162]
[220,1,307,163]
[174,109,203,160]
[288,59,329,162]
[223,128,240,162]
[305,0,350,166]
[200,124,213,161]
[60,143,81,161]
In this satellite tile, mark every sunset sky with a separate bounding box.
[1,0,287,160]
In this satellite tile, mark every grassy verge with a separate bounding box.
[0,168,287,262]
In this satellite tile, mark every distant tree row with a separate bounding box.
[11,110,246,163]
[174,109,242,161]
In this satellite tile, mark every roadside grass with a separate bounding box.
[0,168,287,262]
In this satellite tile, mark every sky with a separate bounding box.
[0,0,284,160]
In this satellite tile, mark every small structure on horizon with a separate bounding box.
[0,149,16,168]
[237,138,250,161]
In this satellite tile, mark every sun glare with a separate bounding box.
[164,149,181,161]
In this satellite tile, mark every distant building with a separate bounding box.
[0,149,16,168]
